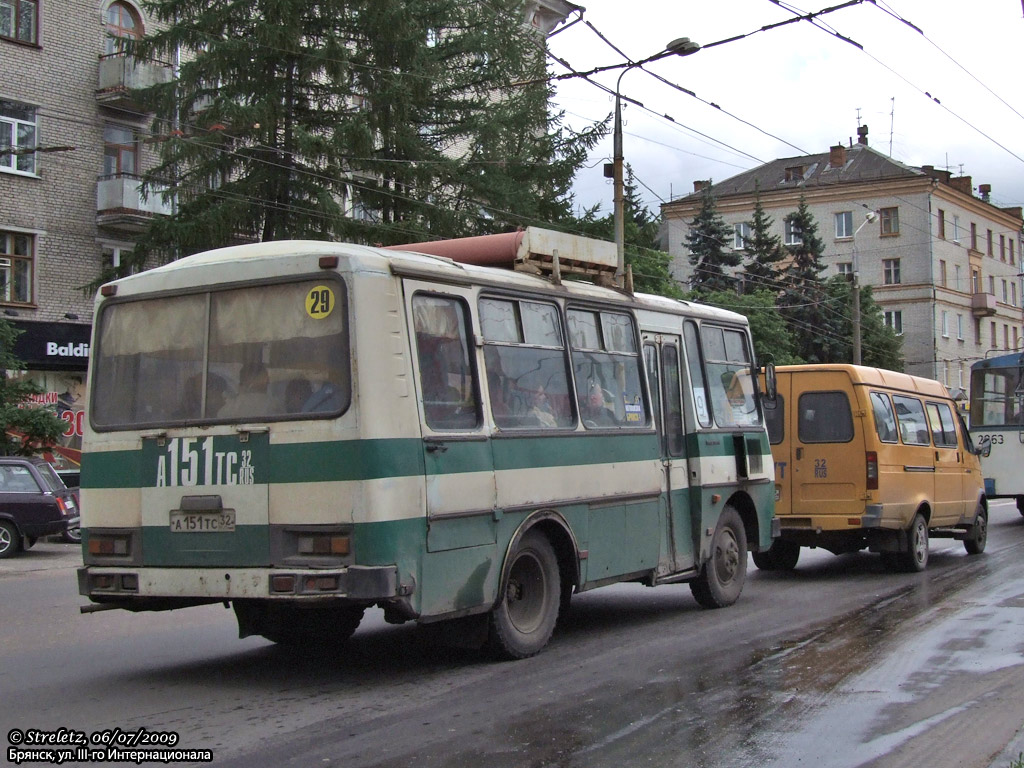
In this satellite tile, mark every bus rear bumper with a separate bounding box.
[78,564,401,605]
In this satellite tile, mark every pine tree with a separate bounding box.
[684,185,739,295]
[780,196,831,362]
[741,192,785,296]
[123,0,601,273]
[0,320,68,456]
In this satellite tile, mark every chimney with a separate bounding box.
[693,180,710,193]
[829,144,847,168]
[949,176,973,196]
[856,125,869,145]
[979,183,991,202]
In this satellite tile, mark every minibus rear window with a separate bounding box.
[798,391,853,443]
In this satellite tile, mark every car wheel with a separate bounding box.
[752,539,800,571]
[691,506,748,608]
[964,505,988,555]
[62,522,81,544]
[0,520,21,559]
[487,529,561,660]
[896,512,929,572]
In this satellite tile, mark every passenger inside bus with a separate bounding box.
[219,361,270,418]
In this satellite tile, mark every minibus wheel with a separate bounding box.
[487,529,561,660]
[691,506,747,608]
[896,513,929,572]
[964,505,988,555]
[752,540,800,571]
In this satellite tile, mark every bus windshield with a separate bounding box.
[91,279,349,428]
[970,365,1024,427]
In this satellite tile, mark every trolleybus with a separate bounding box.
[969,351,1024,515]
[77,227,777,658]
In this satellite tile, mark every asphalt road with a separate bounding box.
[2,502,1024,768]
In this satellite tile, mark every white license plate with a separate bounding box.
[169,511,236,533]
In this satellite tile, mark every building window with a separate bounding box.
[880,207,899,236]
[955,264,962,291]
[989,275,995,295]
[1011,239,1016,265]
[1015,327,1020,351]
[952,215,961,243]
[0,99,37,174]
[957,314,964,340]
[941,311,949,338]
[884,310,903,335]
[835,211,853,239]
[784,166,803,182]
[1000,234,1006,261]
[972,268,980,293]
[971,223,978,251]
[939,260,947,287]
[837,262,853,276]
[105,1,141,54]
[991,322,997,348]
[883,258,901,285]
[1005,325,1010,349]
[0,0,37,44]
[784,218,802,246]
[987,229,993,256]
[1002,279,1008,303]
[937,209,945,239]
[0,230,33,304]
[103,124,137,176]
[733,222,751,250]
[975,320,982,346]
[1013,283,1018,307]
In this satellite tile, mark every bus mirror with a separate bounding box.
[762,362,777,404]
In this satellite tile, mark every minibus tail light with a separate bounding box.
[866,451,879,490]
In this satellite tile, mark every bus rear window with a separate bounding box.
[92,279,349,428]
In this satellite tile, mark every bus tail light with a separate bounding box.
[297,534,350,555]
[866,451,879,490]
[88,534,131,556]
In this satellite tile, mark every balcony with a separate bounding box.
[96,53,173,112]
[96,174,172,233]
[971,291,997,318]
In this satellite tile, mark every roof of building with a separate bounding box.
[685,143,925,200]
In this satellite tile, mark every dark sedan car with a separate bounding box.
[0,457,79,558]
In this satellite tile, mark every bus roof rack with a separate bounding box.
[384,227,625,290]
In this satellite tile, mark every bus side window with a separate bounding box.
[412,295,479,430]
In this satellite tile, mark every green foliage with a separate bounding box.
[697,289,801,365]
[779,197,833,363]
[124,0,602,273]
[684,186,740,295]
[0,319,68,456]
[741,192,786,295]
[824,277,904,370]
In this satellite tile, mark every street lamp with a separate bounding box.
[612,37,701,284]
[851,210,878,365]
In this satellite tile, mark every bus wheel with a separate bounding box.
[691,506,747,608]
[964,505,988,555]
[752,540,800,571]
[0,521,21,559]
[487,530,560,660]
[896,513,929,572]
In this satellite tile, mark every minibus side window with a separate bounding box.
[891,395,930,445]
[480,298,573,430]
[926,402,959,448]
[798,392,853,443]
[870,391,899,443]
[413,294,480,430]
[763,394,784,445]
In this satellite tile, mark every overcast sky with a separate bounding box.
[549,0,1024,219]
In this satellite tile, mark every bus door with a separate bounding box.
[643,334,695,572]
[405,283,497,554]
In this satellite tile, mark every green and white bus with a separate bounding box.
[78,227,777,659]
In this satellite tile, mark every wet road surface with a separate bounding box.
[2,502,1023,767]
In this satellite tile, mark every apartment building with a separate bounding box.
[662,128,1024,392]
[1,0,578,474]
